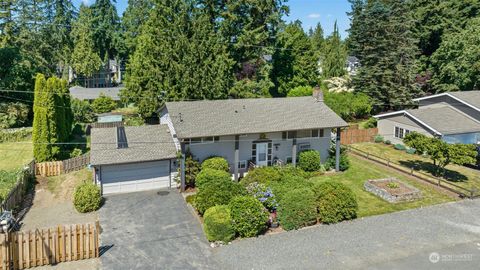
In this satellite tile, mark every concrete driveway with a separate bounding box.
[99,189,217,270]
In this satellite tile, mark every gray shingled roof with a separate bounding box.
[165,97,348,139]
[449,91,480,110]
[69,85,123,101]
[407,106,480,135]
[90,125,177,166]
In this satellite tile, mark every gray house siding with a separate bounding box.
[377,115,434,145]
[419,95,480,120]
[186,130,331,174]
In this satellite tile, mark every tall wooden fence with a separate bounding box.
[35,154,90,177]
[340,128,378,145]
[0,161,35,212]
[0,222,100,269]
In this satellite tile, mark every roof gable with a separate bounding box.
[413,91,480,112]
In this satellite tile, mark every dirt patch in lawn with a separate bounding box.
[20,169,98,231]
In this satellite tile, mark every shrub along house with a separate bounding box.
[160,93,348,191]
[374,91,480,145]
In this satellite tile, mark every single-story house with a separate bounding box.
[374,90,480,145]
[90,125,177,195]
[69,85,123,101]
[97,112,123,123]
[160,94,348,191]
[90,94,348,195]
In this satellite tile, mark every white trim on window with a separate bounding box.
[394,126,411,139]
[238,160,247,169]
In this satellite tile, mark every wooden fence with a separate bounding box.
[340,128,378,145]
[0,222,100,269]
[0,161,35,212]
[35,154,90,177]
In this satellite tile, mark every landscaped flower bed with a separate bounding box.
[364,178,422,203]
[185,152,358,244]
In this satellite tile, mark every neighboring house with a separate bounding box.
[69,85,123,101]
[345,56,360,76]
[375,91,480,145]
[97,112,123,123]
[69,59,124,88]
[160,94,348,191]
[90,94,347,195]
[90,125,178,195]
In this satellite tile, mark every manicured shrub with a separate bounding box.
[298,150,321,172]
[277,165,311,179]
[240,166,281,186]
[185,194,196,204]
[406,148,416,154]
[182,152,201,188]
[270,175,312,202]
[194,178,245,215]
[277,188,317,230]
[394,144,406,151]
[203,205,235,243]
[229,196,269,237]
[313,181,357,224]
[73,182,101,213]
[374,135,384,143]
[91,93,117,114]
[201,157,229,172]
[246,182,278,211]
[196,168,231,190]
[384,140,391,145]
[325,143,350,171]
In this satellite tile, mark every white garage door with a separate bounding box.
[101,160,171,195]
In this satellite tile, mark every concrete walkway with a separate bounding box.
[213,199,480,270]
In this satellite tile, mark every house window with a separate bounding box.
[238,160,247,169]
[188,137,219,144]
[312,129,319,137]
[203,137,214,143]
[394,127,410,139]
[287,129,322,139]
[298,143,311,151]
[320,129,325,137]
[286,156,292,164]
[190,138,202,144]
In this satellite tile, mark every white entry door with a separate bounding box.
[256,143,268,166]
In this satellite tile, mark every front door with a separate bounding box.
[256,143,268,166]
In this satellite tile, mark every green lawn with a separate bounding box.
[352,142,480,192]
[0,141,33,171]
[310,155,455,218]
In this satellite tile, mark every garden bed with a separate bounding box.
[364,178,422,203]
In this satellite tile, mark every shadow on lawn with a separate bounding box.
[399,160,468,182]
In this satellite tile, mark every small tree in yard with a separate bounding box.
[91,93,117,114]
[404,132,478,177]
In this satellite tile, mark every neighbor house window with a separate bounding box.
[394,127,410,139]
[238,160,247,169]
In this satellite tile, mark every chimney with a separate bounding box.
[313,86,323,102]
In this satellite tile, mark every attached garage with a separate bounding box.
[100,160,172,195]
[90,125,178,195]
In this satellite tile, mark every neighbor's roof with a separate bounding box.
[90,125,177,166]
[413,90,480,112]
[164,96,348,138]
[69,85,123,101]
[375,105,480,136]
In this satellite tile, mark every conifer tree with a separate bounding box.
[321,21,347,79]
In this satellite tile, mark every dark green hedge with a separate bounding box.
[313,181,358,224]
[203,205,235,242]
[298,150,321,172]
[201,157,229,172]
[195,168,231,190]
[277,188,317,230]
[229,196,269,237]
[194,177,245,215]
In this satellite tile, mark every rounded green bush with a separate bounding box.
[73,182,101,213]
[277,188,317,230]
[406,148,416,154]
[394,144,407,151]
[196,168,231,190]
[313,181,358,224]
[229,196,269,237]
[270,175,312,202]
[298,150,321,172]
[385,140,392,145]
[201,157,229,172]
[203,205,235,243]
[195,178,245,215]
[277,165,311,179]
[240,166,281,186]
[374,135,384,143]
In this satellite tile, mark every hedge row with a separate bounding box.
[0,127,32,143]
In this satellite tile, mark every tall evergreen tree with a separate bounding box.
[321,21,347,79]
[121,0,153,57]
[272,21,318,96]
[348,0,420,110]
[71,5,102,80]
[49,0,75,78]
[91,0,122,60]
[310,22,325,54]
[125,0,234,116]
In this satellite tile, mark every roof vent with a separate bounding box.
[313,86,323,102]
[117,126,128,149]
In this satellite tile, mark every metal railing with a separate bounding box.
[347,145,479,199]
